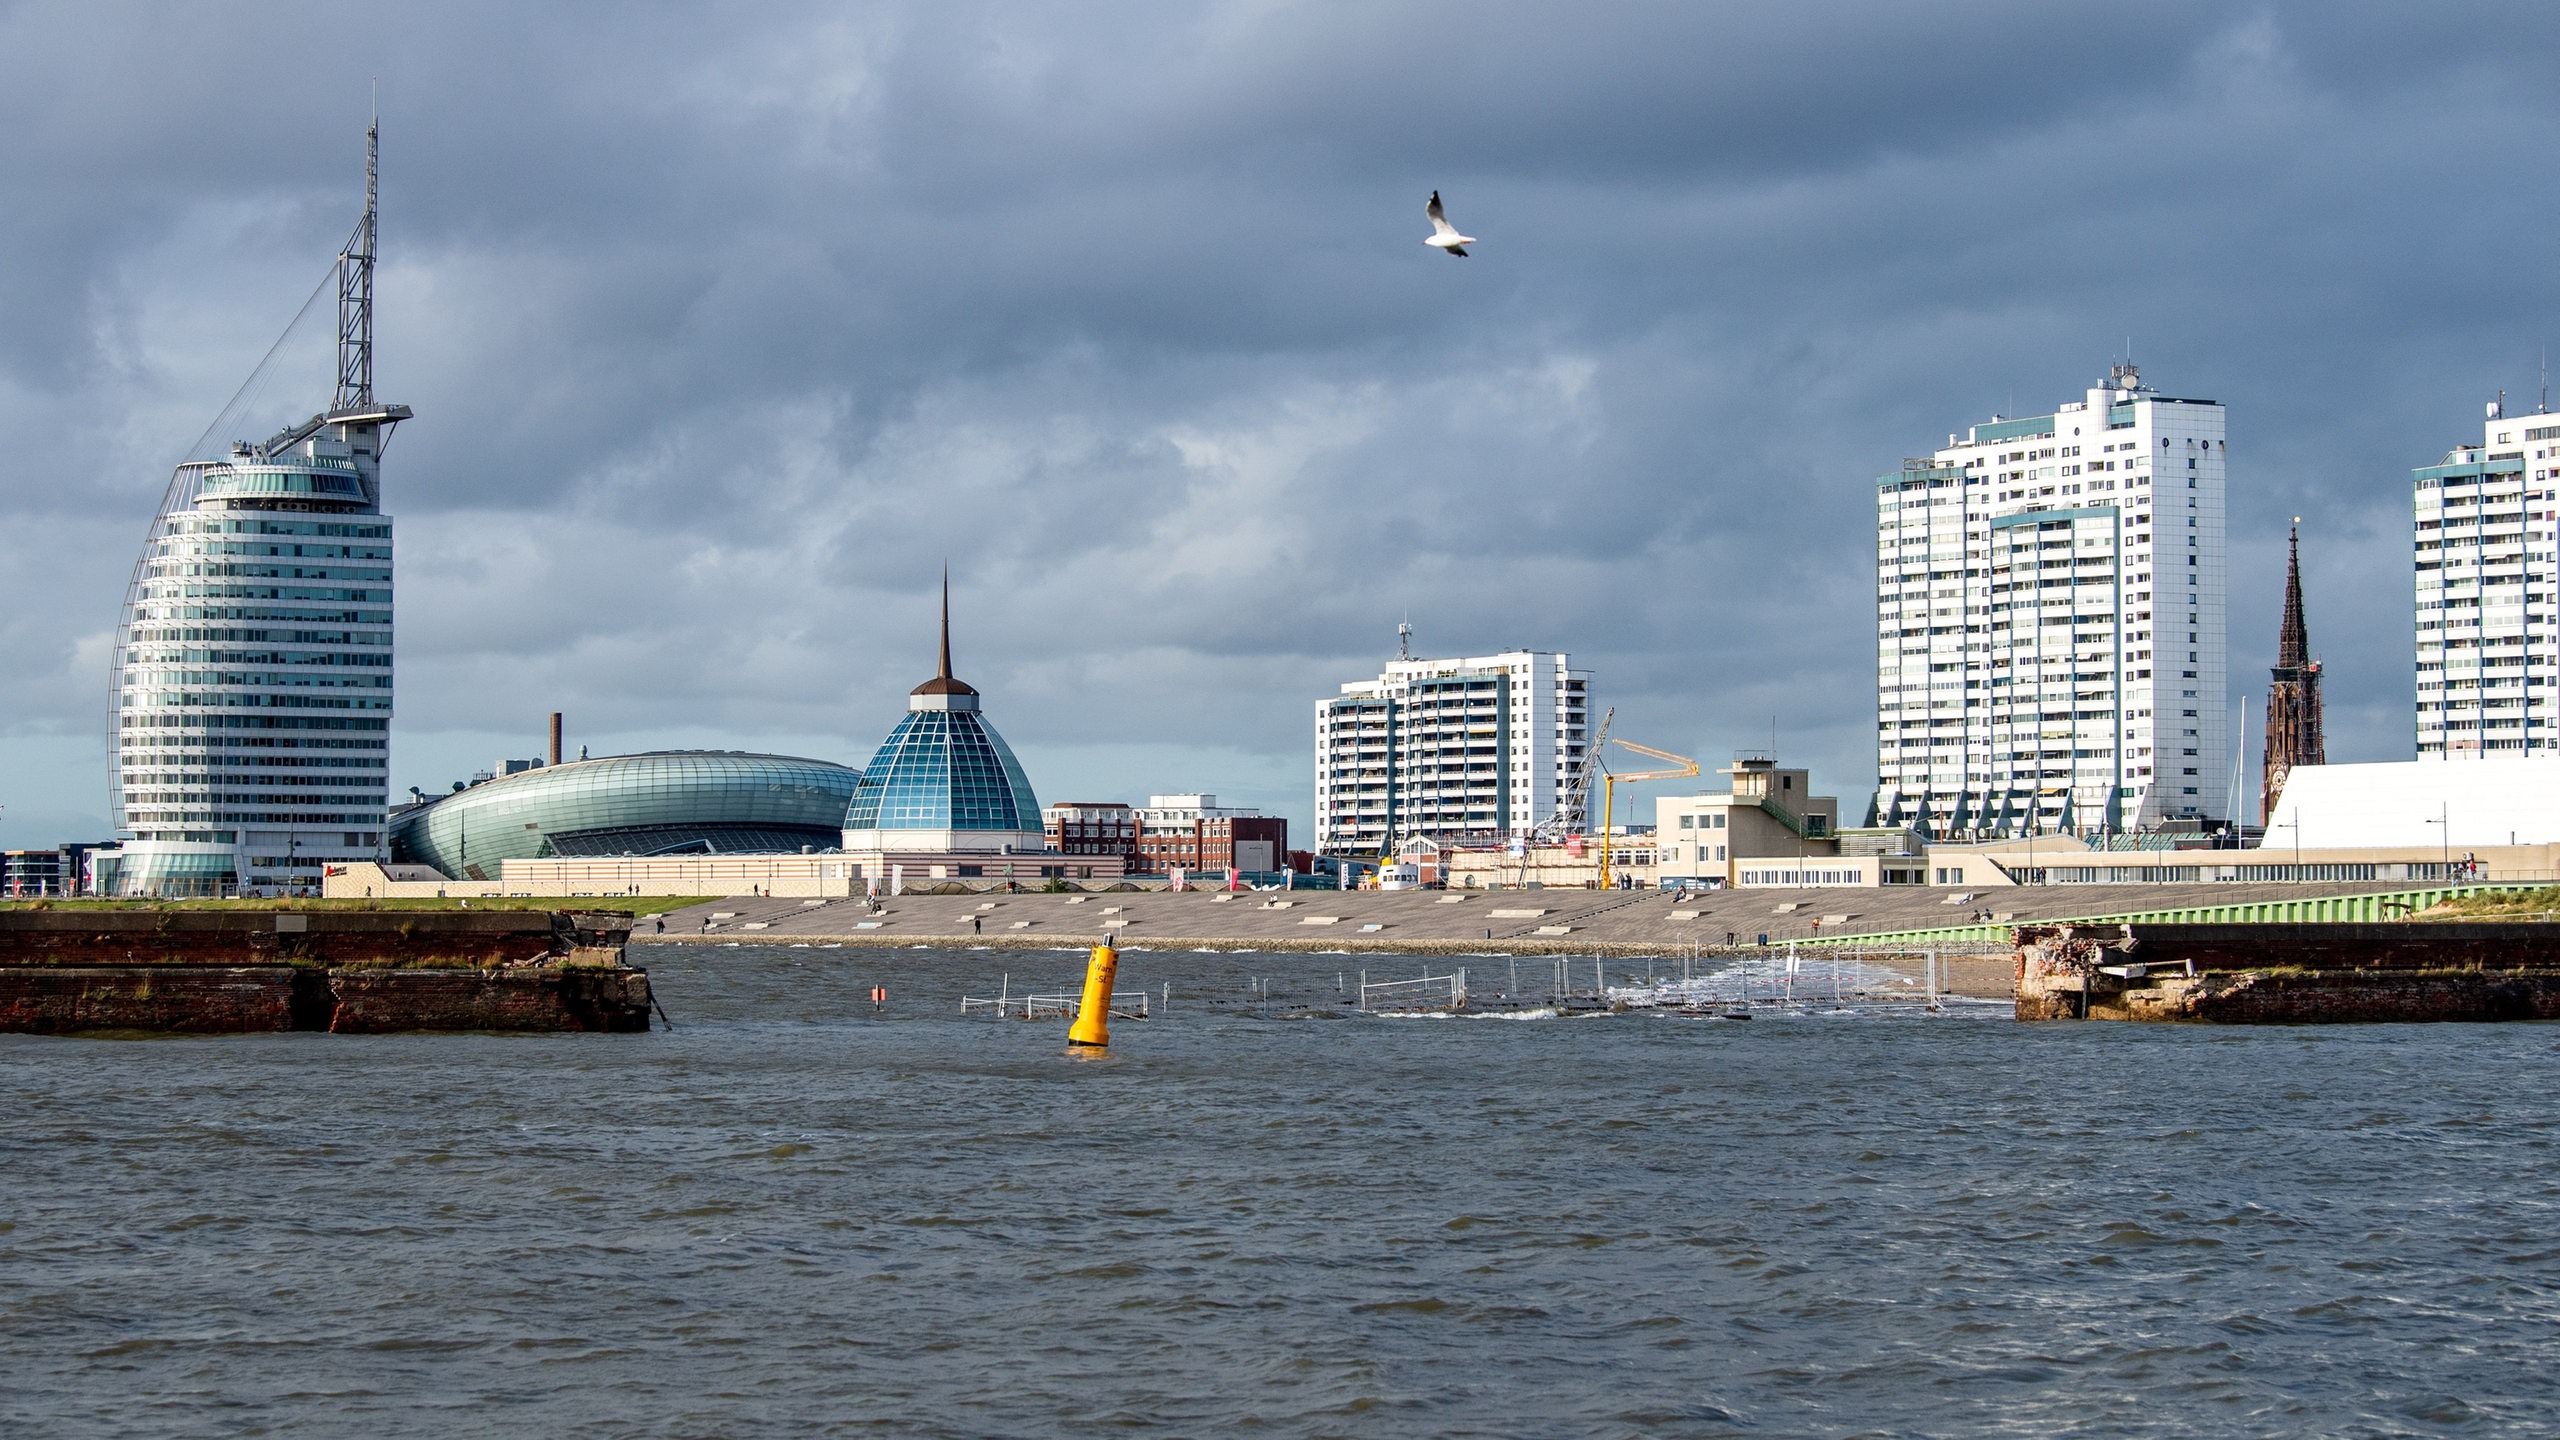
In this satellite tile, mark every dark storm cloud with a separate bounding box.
[3,0,2558,841]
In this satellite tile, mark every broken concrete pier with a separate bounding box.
[0,909,654,1036]
[2015,921,2560,1023]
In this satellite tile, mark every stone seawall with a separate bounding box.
[321,965,654,1034]
[2015,921,2560,1023]
[0,966,315,1035]
[0,964,653,1036]
[0,909,627,969]
[0,910,654,1036]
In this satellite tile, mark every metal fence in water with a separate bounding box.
[959,974,1154,1019]
[1357,970,1467,1013]
[1605,945,1967,1012]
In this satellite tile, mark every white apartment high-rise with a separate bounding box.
[2413,398,2560,755]
[105,125,407,896]
[1314,643,1589,856]
[1873,364,2228,838]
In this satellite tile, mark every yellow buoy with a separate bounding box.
[1067,944,1118,1047]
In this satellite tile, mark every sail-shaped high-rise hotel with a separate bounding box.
[103,125,409,897]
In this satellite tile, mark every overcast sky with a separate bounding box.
[2,1,2556,848]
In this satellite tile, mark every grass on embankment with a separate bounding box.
[0,896,717,918]
[2419,887,2560,921]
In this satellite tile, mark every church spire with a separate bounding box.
[2277,524,2310,669]
[2261,520,2325,824]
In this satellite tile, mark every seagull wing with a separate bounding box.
[1427,190,1459,237]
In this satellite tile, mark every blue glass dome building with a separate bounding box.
[841,584,1045,857]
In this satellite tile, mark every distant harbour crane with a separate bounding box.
[1597,738,1701,890]
[1513,708,1611,887]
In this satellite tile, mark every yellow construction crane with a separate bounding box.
[1597,738,1700,890]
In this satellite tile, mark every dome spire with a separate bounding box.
[910,565,979,701]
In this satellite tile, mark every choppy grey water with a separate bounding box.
[5,944,2559,1438]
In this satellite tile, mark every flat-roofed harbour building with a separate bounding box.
[2413,399,2560,755]
[106,125,408,896]
[1874,363,2228,840]
[1315,638,1589,857]
[1654,757,1847,888]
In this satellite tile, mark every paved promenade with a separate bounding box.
[632,878,2451,965]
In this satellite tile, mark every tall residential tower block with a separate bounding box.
[1874,364,2228,838]
[2413,400,2560,756]
[1315,647,1589,856]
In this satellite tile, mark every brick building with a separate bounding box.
[1135,794,1288,875]
[1043,802,1139,868]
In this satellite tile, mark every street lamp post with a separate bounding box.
[2425,803,2450,879]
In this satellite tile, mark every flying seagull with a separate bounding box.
[1425,191,1474,256]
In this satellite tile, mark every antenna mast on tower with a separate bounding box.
[334,116,377,409]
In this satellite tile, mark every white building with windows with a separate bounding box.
[103,125,404,897]
[1314,645,1589,856]
[2413,400,2560,755]
[1874,364,2229,839]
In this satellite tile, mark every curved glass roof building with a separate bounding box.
[842,711,1040,834]
[841,581,1044,854]
[391,751,862,880]
[108,123,408,897]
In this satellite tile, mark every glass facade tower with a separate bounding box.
[106,124,410,896]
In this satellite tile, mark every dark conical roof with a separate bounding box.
[910,567,979,697]
[2277,524,2310,670]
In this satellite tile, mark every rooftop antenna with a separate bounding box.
[333,99,377,409]
[938,564,953,680]
[1397,615,1412,661]
[2541,345,2548,415]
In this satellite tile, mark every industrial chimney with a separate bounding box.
[549,712,563,768]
